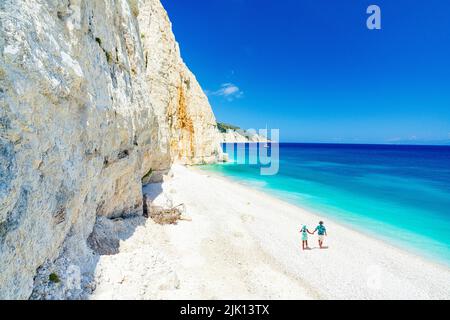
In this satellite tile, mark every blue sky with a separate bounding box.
[161,0,450,144]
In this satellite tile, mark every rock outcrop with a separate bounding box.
[221,130,270,143]
[0,0,221,299]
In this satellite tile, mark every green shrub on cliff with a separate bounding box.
[49,273,60,283]
[217,122,240,133]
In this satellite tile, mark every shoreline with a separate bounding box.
[91,164,450,300]
[197,164,450,270]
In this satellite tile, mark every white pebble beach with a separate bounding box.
[90,164,450,300]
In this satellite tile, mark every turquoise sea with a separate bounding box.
[201,143,450,267]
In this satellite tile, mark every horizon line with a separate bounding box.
[223,141,450,147]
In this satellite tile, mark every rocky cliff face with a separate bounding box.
[0,0,221,299]
[139,1,222,177]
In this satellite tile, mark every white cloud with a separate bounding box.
[220,83,240,95]
[207,83,244,101]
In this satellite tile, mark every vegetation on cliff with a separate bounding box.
[217,122,240,133]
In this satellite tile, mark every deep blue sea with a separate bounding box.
[201,143,450,266]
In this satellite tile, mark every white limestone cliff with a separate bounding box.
[0,0,222,299]
[139,0,222,176]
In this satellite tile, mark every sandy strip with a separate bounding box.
[91,164,450,300]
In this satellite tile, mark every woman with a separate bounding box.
[300,225,314,250]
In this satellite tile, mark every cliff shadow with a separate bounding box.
[88,181,166,256]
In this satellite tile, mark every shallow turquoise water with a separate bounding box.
[201,143,450,267]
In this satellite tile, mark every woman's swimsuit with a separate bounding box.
[301,226,308,241]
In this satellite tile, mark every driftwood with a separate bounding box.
[149,203,190,225]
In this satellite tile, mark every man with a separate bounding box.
[314,221,327,249]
